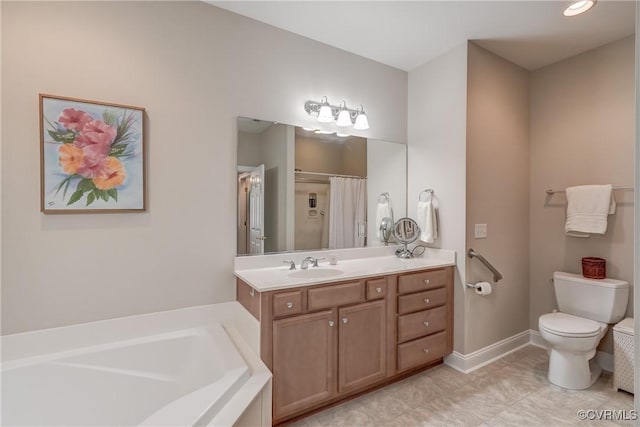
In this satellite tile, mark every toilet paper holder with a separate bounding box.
[465,281,493,296]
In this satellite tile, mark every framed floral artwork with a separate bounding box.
[40,94,146,213]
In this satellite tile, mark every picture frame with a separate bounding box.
[39,94,146,213]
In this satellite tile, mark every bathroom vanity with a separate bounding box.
[235,255,454,425]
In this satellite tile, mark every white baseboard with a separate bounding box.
[444,330,531,374]
[529,329,546,349]
[445,329,614,374]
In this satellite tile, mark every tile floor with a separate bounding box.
[291,345,635,427]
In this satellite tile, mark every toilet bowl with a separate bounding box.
[538,272,629,390]
[539,312,607,389]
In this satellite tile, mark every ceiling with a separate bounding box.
[210,1,635,71]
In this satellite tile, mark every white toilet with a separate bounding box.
[539,272,629,390]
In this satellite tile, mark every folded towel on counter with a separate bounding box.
[376,199,394,240]
[417,194,438,244]
[565,184,616,236]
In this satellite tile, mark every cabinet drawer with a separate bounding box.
[366,278,387,300]
[397,331,447,372]
[308,281,363,311]
[273,291,303,318]
[397,306,447,343]
[398,287,447,315]
[398,269,448,294]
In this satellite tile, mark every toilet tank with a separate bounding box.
[554,272,629,323]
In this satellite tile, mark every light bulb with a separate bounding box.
[563,0,595,16]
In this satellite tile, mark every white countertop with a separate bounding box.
[234,251,456,292]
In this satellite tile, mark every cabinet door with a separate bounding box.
[338,300,386,394]
[273,310,336,420]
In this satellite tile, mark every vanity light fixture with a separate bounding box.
[304,97,370,130]
[563,0,596,16]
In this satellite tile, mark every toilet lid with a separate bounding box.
[539,312,602,337]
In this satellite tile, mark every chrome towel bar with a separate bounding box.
[545,186,633,195]
[467,248,503,283]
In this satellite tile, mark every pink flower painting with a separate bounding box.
[40,95,145,212]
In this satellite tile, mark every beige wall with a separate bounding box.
[408,43,468,353]
[1,1,407,334]
[529,35,636,345]
[260,124,293,253]
[465,44,531,353]
[295,135,367,177]
[237,131,262,167]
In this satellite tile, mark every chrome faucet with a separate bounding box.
[301,257,316,269]
[301,257,325,269]
[283,260,296,270]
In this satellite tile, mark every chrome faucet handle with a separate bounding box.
[283,260,296,270]
[312,257,326,268]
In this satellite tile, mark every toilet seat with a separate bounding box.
[539,312,603,338]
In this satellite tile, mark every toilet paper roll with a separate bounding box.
[475,281,492,296]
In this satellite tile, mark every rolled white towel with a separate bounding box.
[376,200,393,240]
[417,198,437,243]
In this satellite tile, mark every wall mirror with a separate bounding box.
[237,117,407,255]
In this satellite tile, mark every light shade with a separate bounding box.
[563,0,596,16]
[353,109,369,130]
[317,97,334,122]
[336,109,352,127]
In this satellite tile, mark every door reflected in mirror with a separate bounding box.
[237,117,407,256]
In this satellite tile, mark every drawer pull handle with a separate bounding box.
[423,349,430,354]
[329,321,335,327]
[342,317,348,324]
[424,279,430,284]
[376,287,382,293]
[424,298,430,303]
[286,302,293,309]
[249,288,255,297]
[424,321,430,327]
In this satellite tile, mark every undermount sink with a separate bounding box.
[288,268,344,279]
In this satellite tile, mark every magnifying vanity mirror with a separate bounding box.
[392,217,420,259]
[237,117,407,255]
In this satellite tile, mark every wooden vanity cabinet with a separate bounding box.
[338,300,386,394]
[272,310,336,419]
[236,265,454,425]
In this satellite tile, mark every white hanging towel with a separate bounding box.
[375,197,394,240]
[417,193,438,243]
[565,184,616,236]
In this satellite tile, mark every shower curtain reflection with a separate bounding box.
[329,177,367,249]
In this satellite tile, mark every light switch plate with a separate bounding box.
[475,224,487,239]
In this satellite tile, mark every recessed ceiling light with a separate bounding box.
[563,0,596,17]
